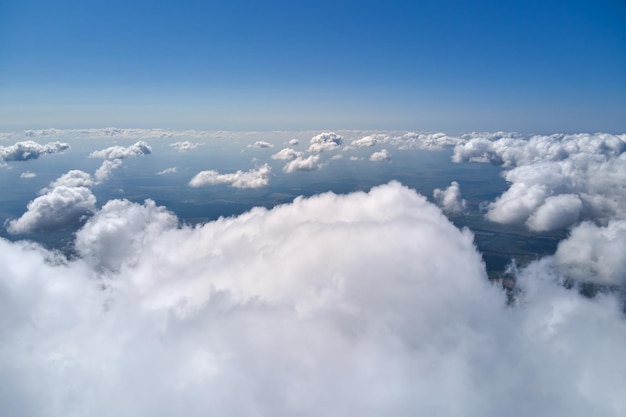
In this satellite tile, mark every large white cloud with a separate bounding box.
[5,185,96,234]
[0,140,70,163]
[308,132,343,152]
[189,164,271,188]
[0,182,624,416]
[452,133,626,231]
[89,141,152,159]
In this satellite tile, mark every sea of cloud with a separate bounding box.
[1,129,626,415]
[1,181,625,416]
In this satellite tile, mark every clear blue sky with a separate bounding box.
[1,0,624,133]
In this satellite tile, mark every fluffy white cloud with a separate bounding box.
[157,167,178,175]
[171,141,201,151]
[0,182,624,416]
[247,140,274,149]
[20,171,36,179]
[349,135,382,148]
[94,159,123,183]
[283,155,321,173]
[525,194,582,232]
[453,132,625,167]
[288,138,299,146]
[453,133,626,231]
[5,185,96,234]
[308,132,343,152]
[433,181,467,215]
[47,169,95,190]
[381,132,462,150]
[189,164,271,188]
[552,220,626,286]
[89,141,152,159]
[0,140,70,162]
[271,148,303,161]
[369,149,391,162]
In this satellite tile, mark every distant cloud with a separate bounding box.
[308,132,343,152]
[157,167,178,175]
[283,155,321,173]
[20,171,36,179]
[452,132,626,231]
[247,140,274,149]
[348,134,383,149]
[369,149,391,162]
[89,141,152,159]
[433,181,467,215]
[189,164,271,188]
[288,138,299,146]
[0,140,70,163]
[271,148,303,161]
[170,141,201,151]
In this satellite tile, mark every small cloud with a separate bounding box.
[288,138,299,146]
[20,171,36,179]
[247,141,274,149]
[283,155,321,173]
[190,164,271,189]
[157,167,178,175]
[433,181,467,215]
[271,148,303,161]
[349,156,363,161]
[95,159,123,183]
[370,149,391,162]
[170,141,201,151]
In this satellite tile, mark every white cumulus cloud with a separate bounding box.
[433,181,467,214]
[370,149,391,162]
[283,155,321,173]
[308,132,343,152]
[189,164,271,188]
[5,185,96,234]
[0,140,70,163]
[0,182,624,416]
[247,140,274,149]
[271,148,303,161]
[89,141,152,159]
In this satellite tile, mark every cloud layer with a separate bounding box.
[1,182,625,416]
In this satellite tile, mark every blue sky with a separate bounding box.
[1,0,624,132]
